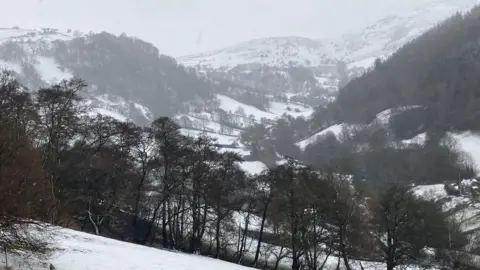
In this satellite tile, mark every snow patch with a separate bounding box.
[269,101,313,118]
[89,108,128,122]
[296,124,347,150]
[180,128,239,146]
[34,56,72,83]
[238,161,267,175]
[373,106,421,126]
[402,133,427,145]
[46,227,252,270]
[134,102,153,121]
[347,57,378,69]
[217,94,276,121]
[451,132,480,174]
[412,184,448,201]
[0,59,22,73]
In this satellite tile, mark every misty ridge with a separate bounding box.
[2,1,480,270]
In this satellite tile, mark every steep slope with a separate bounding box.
[333,5,480,131]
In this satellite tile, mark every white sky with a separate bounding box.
[0,0,472,56]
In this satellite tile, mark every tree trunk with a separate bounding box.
[339,225,352,270]
[215,207,221,258]
[274,247,284,270]
[386,261,394,270]
[253,199,269,266]
[132,170,146,227]
[386,247,395,270]
[162,201,168,248]
[238,211,251,264]
[142,202,161,244]
[87,211,100,235]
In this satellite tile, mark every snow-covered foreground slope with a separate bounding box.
[0,223,438,270]
[2,227,252,270]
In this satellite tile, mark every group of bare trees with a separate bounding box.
[0,70,475,269]
[242,157,471,270]
[0,71,258,262]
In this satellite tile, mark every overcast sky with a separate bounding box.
[0,0,473,56]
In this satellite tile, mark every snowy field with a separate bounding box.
[217,94,277,121]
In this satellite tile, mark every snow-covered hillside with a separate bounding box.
[179,37,337,70]
[176,93,315,175]
[1,226,253,270]
[1,221,440,270]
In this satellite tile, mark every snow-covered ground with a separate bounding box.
[452,132,480,174]
[174,93,313,175]
[176,114,243,136]
[217,94,277,121]
[402,132,427,145]
[178,37,337,70]
[403,131,480,176]
[413,181,480,233]
[180,128,240,146]
[238,161,268,175]
[0,27,74,44]
[296,124,349,150]
[0,59,22,73]
[0,220,436,270]
[268,101,314,118]
[347,56,378,69]
[89,107,128,122]
[34,56,73,84]
[1,226,253,270]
